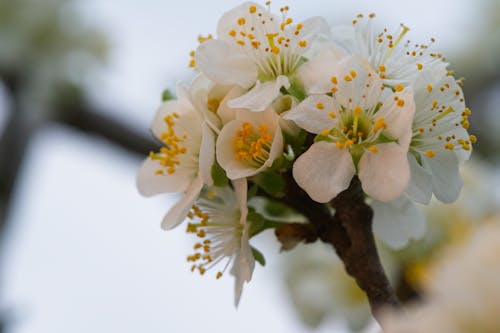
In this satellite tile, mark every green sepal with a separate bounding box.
[283,128,307,153]
[251,247,266,267]
[251,170,285,198]
[264,199,290,217]
[161,89,174,101]
[247,206,286,237]
[286,77,307,101]
[248,207,266,237]
[211,162,228,187]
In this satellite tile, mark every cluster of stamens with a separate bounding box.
[149,113,187,175]
[319,69,398,152]
[186,205,224,278]
[414,80,475,157]
[234,122,272,165]
[353,13,444,80]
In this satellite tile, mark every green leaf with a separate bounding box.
[252,171,285,197]
[264,200,290,216]
[251,247,266,266]
[211,162,228,187]
[161,89,174,101]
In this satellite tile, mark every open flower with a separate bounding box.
[406,72,474,204]
[185,180,255,306]
[136,86,215,230]
[194,2,329,111]
[331,13,448,86]
[285,55,415,202]
[216,107,283,179]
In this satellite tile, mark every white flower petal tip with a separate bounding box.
[227,75,290,112]
[136,158,191,197]
[359,143,411,202]
[406,153,433,204]
[371,195,426,250]
[216,109,283,179]
[161,177,204,230]
[293,142,355,203]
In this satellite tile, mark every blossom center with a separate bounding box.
[234,122,272,166]
[149,113,187,175]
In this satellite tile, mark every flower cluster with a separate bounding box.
[137,2,473,304]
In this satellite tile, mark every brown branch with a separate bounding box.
[327,177,399,314]
[275,173,399,325]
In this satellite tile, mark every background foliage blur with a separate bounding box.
[0,0,499,332]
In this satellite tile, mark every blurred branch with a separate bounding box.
[0,78,158,230]
[53,83,159,157]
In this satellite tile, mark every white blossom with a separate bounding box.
[185,180,255,306]
[331,13,448,86]
[285,55,415,202]
[136,86,215,229]
[406,71,473,204]
[194,2,330,111]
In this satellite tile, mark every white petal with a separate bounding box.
[150,100,186,140]
[293,142,355,203]
[151,101,203,146]
[216,2,277,42]
[199,123,215,186]
[136,158,191,196]
[232,178,248,224]
[377,87,415,146]
[358,143,410,202]
[228,75,290,112]
[232,222,255,307]
[422,151,463,203]
[216,121,259,179]
[217,85,247,125]
[371,195,426,249]
[189,74,223,130]
[283,95,338,134]
[330,25,357,53]
[296,16,331,41]
[406,153,433,204]
[217,110,283,179]
[161,176,204,230]
[297,43,348,94]
[195,39,257,88]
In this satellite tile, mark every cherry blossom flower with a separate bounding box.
[406,71,474,204]
[331,13,448,86]
[136,86,215,229]
[193,2,329,111]
[285,55,415,202]
[185,180,254,306]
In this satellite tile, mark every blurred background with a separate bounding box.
[0,0,499,332]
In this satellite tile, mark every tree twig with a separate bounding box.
[275,173,399,325]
